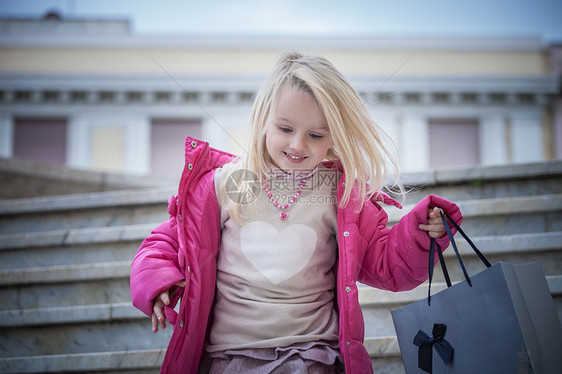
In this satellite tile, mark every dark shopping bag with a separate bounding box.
[391,211,562,374]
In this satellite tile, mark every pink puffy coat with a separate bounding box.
[130,137,462,373]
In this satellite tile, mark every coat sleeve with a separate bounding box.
[357,194,463,292]
[130,221,185,318]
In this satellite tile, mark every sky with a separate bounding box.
[1,0,562,43]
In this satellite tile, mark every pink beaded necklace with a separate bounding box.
[263,176,312,221]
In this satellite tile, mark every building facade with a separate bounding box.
[0,16,560,179]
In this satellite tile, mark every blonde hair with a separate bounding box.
[218,50,402,223]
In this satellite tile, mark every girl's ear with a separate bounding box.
[326,144,338,160]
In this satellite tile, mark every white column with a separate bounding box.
[124,116,151,175]
[0,115,13,158]
[201,113,227,150]
[400,114,429,172]
[510,111,543,163]
[370,108,401,171]
[479,115,508,165]
[202,106,251,155]
[67,116,91,169]
[370,107,399,144]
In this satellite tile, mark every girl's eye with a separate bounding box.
[279,126,292,133]
[309,133,323,140]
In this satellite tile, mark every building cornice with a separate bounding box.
[0,34,549,52]
[0,72,557,93]
[0,72,557,108]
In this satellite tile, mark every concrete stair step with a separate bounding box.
[431,231,562,280]
[0,319,172,358]
[0,223,154,269]
[399,160,562,204]
[0,337,400,373]
[0,261,130,286]
[0,278,131,311]
[371,357,405,374]
[0,204,168,236]
[0,187,175,235]
[0,241,141,271]
[0,187,176,216]
[387,193,562,236]
[356,230,562,286]
[388,193,562,222]
[0,349,165,373]
[0,302,143,328]
[0,223,154,251]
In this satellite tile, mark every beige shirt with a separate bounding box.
[207,165,340,352]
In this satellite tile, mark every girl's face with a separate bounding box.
[265,85,333,174]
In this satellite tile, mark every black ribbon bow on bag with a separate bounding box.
[413,323,454,373]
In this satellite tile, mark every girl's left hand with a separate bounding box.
[418,207,447,238]
[151,280,186,333]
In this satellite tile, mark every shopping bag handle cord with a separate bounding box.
[440,209,492,268]
[428,239,452,305]
[427,210,492,305]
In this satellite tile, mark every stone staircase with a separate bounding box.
[0,161,561,373]
[0,188,176,373]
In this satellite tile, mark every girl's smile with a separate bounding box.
[265,85,333,174]
[284,151,306,163]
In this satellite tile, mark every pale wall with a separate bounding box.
[0,48,549,76]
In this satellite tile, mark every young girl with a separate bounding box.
[130,51,462,374]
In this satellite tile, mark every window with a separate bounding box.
[13,117,67,164]
[428,119,479,169]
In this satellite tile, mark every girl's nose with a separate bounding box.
[290,137,306,153]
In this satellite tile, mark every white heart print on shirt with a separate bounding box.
[240,221,318,284]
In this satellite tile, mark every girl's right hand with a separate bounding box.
[151,280,186,332]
